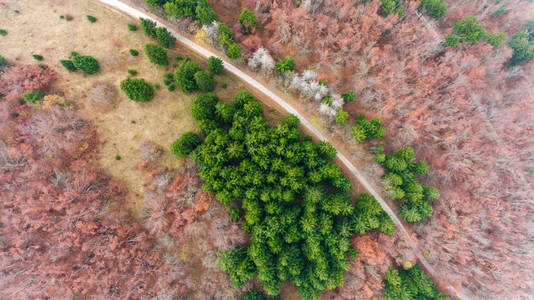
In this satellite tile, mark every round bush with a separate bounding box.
[72,54,99,74]
[120,78,154,102]
[194,70,215,92]
[174,59,202,92]
[191,93,218,120]
[145,43,168,65]
[170,132,202,158]
[208,56,224,74]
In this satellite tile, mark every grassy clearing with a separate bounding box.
[0,0,283,216]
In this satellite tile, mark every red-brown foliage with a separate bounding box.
[0,64,56,101]
[210,0,534,298]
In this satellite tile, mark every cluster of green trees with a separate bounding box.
[146,0,242,59]
[383,264,449,300]
[374,147,439,223]
[351,113,386,143]
[446,16,506,48]
[139,18,176,49]
[173,90,394,299]
[174,58,216,92]
[508,21,534,65]
[59,52,99,74]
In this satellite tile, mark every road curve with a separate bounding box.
[93,1,462,298]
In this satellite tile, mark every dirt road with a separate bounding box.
[92,1,462,298]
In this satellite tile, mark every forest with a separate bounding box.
[1,0,533,299]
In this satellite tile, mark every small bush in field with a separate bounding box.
[120,78,154,102]
[208,56,224,74]
[22,91,44,104]
[115,155,122,160]
[32,54,44,61]
[65,14,73,21]
[87,15,97,23]
[168,84,176,91]
[170,132,202,158]
[130,49,139,56]
[221,83,228,89]
[38,64,45,69]
[0,29,7,36]
[145,43,168,65]
[194,70,215,92]
[128,69,138,76]
[128,23,138,31]
[60,60,77,71]
[72,53,100,74]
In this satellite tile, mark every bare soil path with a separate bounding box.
[92,1,462,298]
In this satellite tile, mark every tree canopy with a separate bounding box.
[176,90,394,299]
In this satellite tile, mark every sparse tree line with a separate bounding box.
[172,90,395,299]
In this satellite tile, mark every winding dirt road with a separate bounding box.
[93,1,462,298]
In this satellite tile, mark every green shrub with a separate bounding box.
[145,43,169,65]
[486,32,506,47]
[380,0,403,16]
[191,93,218,120]
[72,54,100,74]
[170,132,202,158]
[217,22,234,49]
[227,43,241,59]
[38,64,45,69]
[60,60,77,72]
[447,16,487,47]
[194,71,215,92]
[239,9,259,33]
[32,54,43,61]
[221,82,228,88]
[383,264,449,300]
[419,0,447,19]
[130,49,139,56]
[508,22,534,65]
[342,91,355,103]
[115,155,122,160]
[156,26,176,48]
[22,91,44,104]
[128,23,138,31]
[128,69,138,76]
[0,29,7,36]
[322,96,332,106]
[196,5,218,25]
[208,56,224,74]
[335,109,348,125]
[120,78,154,102]
[174,59,202,92]
[140,17,157,38]
[275,56,296,73]
[241,289,278,300]
[319,79,327,86]
[86,15,97,23]
[445,34,460,47]
[352,114,386,143]
[168,84,176,91]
